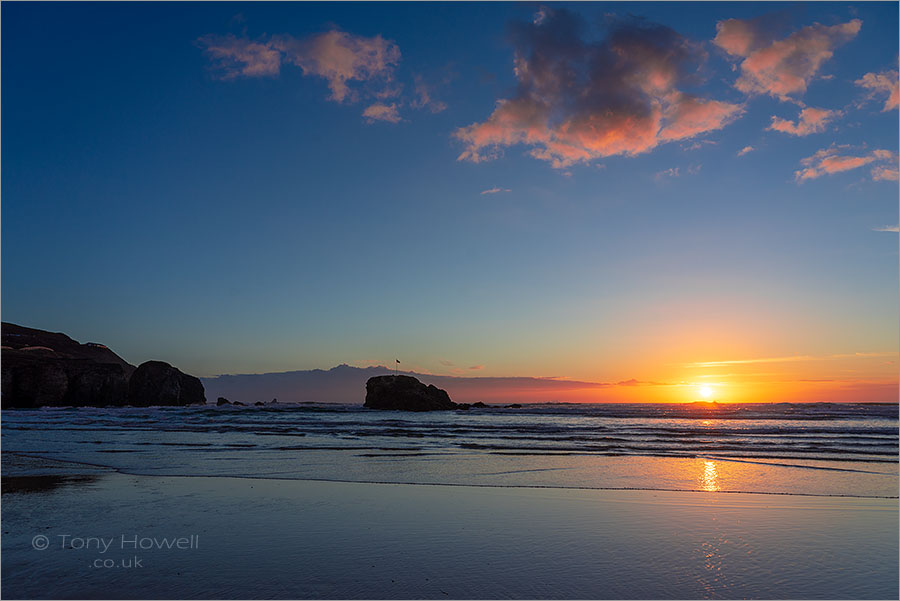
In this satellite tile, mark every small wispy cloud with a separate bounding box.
[856,69,899,112]
[737,145,755,156]
[655,167,680,180]
[686,351,897,368]
[439,359,455,367]
[481,187,511,195]
[363,103,402,123]
[468,365,485,371]
[872,225,900,232]
[768,107,841,136]
[795,145,898,182]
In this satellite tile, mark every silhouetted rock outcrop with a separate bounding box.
[217,397,232,406]
[364,375,457,411]
[1,323,206,408]
[2,323,134,408]
[127,361,206,407]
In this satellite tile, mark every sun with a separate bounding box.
[698,386,714,399]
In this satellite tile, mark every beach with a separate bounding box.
[2,458,897,600]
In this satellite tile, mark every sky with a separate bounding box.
[2,2,898,403]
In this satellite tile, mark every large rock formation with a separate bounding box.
[1,323,205,408]
[364,375,458,411]
[127,361,206,407]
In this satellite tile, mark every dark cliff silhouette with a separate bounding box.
[1,323,206,408]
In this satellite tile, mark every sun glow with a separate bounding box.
[698,386,714,399]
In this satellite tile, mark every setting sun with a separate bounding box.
[699,386,714,399]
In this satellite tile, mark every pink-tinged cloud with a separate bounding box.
[454,9,742,168]
[481,187,511,195]
[871,164,899,182]
[272,30,400,103]
[363,103,402,123]
[737,145,755,156]
[795,146,898,182]
[767,107,840,136]
[714,19,861,100]
[856,69,899,111]
[199,29,400,105]
[411,76,448,113]
[197,34,282,80]
[873,225,900,232]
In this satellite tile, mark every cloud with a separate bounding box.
[454,9,742,168]
[767,107,840,136]
[795,146,898,182]
[271,30,400,103]
[481,187,511,195]
[737,145,755,156]
[871,164,899,181]
[856,69,899,111]
[687,351,897,367]
[873,225,900,232]
[714,18,861,100]
[468,365,485,371]
[363,103,402,123]
[197,34,282,80]
[439,359,455,367]
[410,75,448,113]
[655,167,680,179]
[198,29,400,104]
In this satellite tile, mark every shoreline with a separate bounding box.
[5,450,898,500]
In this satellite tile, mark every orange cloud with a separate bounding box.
[272,31,400,103]
[455,9,742,168]
[856,69,899,111]
[363,103,402,123]
[197,34,282,80]
[795,146,899,182]
[768,107,840,136]
[198,29,400,105]
[714,18,861,100]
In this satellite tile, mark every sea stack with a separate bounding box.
[127,361,206,407]
[364,375,458,411]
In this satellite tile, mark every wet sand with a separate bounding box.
[1,467,897,599]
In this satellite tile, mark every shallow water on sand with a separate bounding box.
[1,470,897,599]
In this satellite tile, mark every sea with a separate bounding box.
[3,402,898,498]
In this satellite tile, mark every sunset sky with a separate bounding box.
[2,2,897,403]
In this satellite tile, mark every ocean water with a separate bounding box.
[3,402,897,497]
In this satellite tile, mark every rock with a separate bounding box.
[254,401,264,406]
[505,403,522,408]
[457,403,471,410]
[216,397,232,406]
[472,402,488,408]
[364,375,457,411]
[127,361,206,407]
[233,401,246,406]
[2,323,134,408]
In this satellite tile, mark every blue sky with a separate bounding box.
[2,2,897,401]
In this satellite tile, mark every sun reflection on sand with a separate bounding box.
[700,460,720,492]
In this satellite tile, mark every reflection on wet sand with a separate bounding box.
[1,475,98,495]
[700,460,720,492]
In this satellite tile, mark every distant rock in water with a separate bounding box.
[127,361,206,407]
[1,322,206,408]
[216,397,232,406]
[364,375,457,411]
